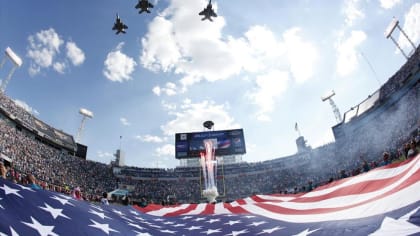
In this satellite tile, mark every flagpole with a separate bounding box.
[295,122,301,137]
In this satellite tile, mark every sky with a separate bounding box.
[0,0,419,169]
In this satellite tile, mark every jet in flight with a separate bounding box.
[199,0,217,21]
[112,14,128,34]
[135,0,154,14]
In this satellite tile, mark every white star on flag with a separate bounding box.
[207,218,221,223]
[0,184,23,198]
[173,223,186,227]
[123,216,135,223]
[185,225,202,231]
[18,185,35,192]
[127,222,146,230]
[225,220,241,225]
[39,203,70,220]
[50,196,74,206]
[163,221,175,225]
[373,217,420,235]
[130,210,140,215]
[201,228,222,235]
[257,226,284,234]
[112,209,125,216]
[22,216,58,236]
[89,204,104,212]
[249,221,267,226]
[0,226,18,236]
[88,219,119,234]
[160,229,177,234]
[292,228,320,236]
[134,232,152,236]
[148,224,162,228]
[88,209,112,220]
[226,229,249,236]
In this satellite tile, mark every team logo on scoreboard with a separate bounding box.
[180,133,187,140]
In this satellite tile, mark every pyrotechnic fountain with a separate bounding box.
[200,138,219,203]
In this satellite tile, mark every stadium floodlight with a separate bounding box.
[321,90,335,102]
[384,17,417,60]
[384,18,399,39]
[0,47,23,93]
[76,108,94,143]
[79,108,94,118]
[321,90,342,123]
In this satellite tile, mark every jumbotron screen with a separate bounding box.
[175,129,246,159]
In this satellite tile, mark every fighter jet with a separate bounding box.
[112,14,128,34]
[135,0,154,14]
[199,0,217,21]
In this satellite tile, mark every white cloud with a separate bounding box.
[335,30,367,77]
[152,83,179,96]
[140,0,241,92]
[155,144,175,157]
[283,28,318,84]
[160,99,239,136]
[66,41,85,66]
[398,3,420,52]
[379,0,402,9]
[120,117,131,126]
[135,135,164,143]
[27,28,63,75]
[53,62,66,74]
[343,0,365,26]
[163,82,178,96]
[247,70,289,122]
[97,150,114,163]
[28,66,41,77]
[103,42,137,82]
[141,16,182,72]
[27,28,85,76]
[161,100,177,111]
[141,1,317,121]
[13,99,39,116]
[152,86,161,96]
[241,25,287,73]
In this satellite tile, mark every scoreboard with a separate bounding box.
[175,129,246,159]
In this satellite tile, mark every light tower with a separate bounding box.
[321,90,342,123]
[384,17,417,60]
[76,108,93,143]
[0,47,23,93]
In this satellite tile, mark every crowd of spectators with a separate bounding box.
[379,44,420,101]
[0,116,117,202]
[0,93,75,149]
[0,45,418,206]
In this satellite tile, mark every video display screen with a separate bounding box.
[175,129,246,159]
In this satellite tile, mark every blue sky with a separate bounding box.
[0,0,419,168]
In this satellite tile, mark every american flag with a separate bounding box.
[0,155,419,236]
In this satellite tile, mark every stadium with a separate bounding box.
[0,44,418,235]
[0,43,417,201]
[0,2,419,236]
